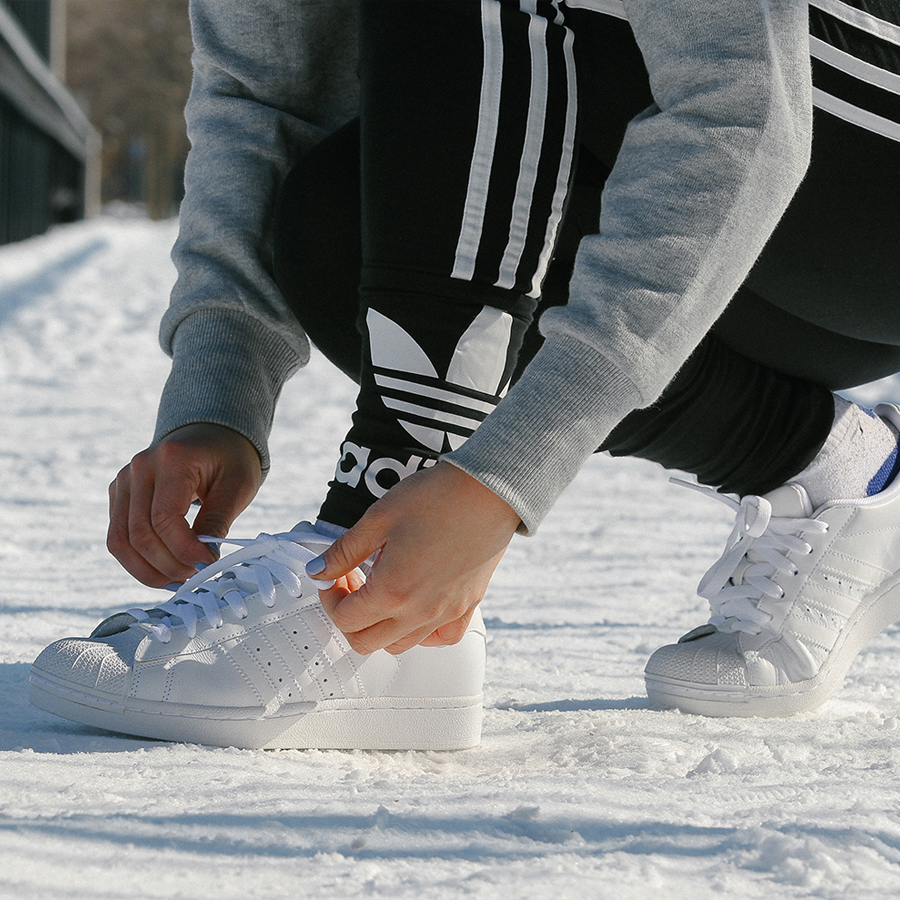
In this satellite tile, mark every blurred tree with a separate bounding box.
[65,0,191,219]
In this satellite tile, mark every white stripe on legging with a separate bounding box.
[373,374,499,416]
[810,36,900,94]
[530,18,577,298]
[813,86,900,141]
[452,0,504,283]
[809,0,900,46]
[497,0,550,290]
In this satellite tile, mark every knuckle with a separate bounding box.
[112,461,133,488]
[418,597,445,622]
[106,529,127,557]
[325,605,349,630]
[439,619,468,645]
[154,438,186,462]
[127,520,157,553]
[450,598,474,622]
[334,604,371,632]
[346,634,376,656]
[326,595,367,631]
[149,504,182,536]
[127,447,156,475]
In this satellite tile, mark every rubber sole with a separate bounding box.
[29,672,483,750]
[645,575,900,718]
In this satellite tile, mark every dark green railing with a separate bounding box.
[0,1,97,244]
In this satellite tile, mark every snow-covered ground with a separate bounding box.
[3,216,900,899]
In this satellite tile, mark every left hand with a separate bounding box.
[311,461,521,654]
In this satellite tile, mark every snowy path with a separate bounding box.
[3,218,900,899]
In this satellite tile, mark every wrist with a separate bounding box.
[437,460,521,533]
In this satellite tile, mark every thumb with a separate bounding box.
[306,515,383,581]
[191,482,249,551]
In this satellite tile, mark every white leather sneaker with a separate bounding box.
[645,405,900,717]
[30,525,485,749]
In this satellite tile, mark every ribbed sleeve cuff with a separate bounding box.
[444,334,642,535]
[154,309,306,476]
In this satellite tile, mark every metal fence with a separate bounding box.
[0,1,98,244]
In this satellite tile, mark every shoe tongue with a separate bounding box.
[90,611,139,638]
[762,482,814,517]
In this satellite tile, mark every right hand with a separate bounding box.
[107,423,263,588]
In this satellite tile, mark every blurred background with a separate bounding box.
[1,0,191,245]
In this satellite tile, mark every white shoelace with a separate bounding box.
[674,480,829,635]
[127,528,336,643]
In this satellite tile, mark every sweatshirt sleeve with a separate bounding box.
[445,0,813,534]
[154,0,359,474]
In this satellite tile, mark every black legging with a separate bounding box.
[274,5,900,508]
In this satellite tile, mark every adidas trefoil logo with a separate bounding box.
[366,307,513,453]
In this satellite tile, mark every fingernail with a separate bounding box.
[306,555,326,576]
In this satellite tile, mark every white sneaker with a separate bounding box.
[30,525,486,750]
[645,404,900,717]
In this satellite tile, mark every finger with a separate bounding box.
[416,610,474,648]
[383,628,441,655]
[341,617,440,656]
[191,468,258,545]
[341,596,476,654]
[323,577,393,637]
[317,570,366,618]
[148,472,219,571]
[325,542,472,649]
[381,608,474,654]
[123,465,205,585]
[107,469,179,588]
[305,511,384,582]
[330,575,463,654]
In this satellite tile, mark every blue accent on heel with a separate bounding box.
[867,443,900,495]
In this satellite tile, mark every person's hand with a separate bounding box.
[311,461,521,654]
[107,423,262,587]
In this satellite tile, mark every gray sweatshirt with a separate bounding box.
[156,0,812,534]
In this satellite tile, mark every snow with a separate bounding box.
[3,216,900,899]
